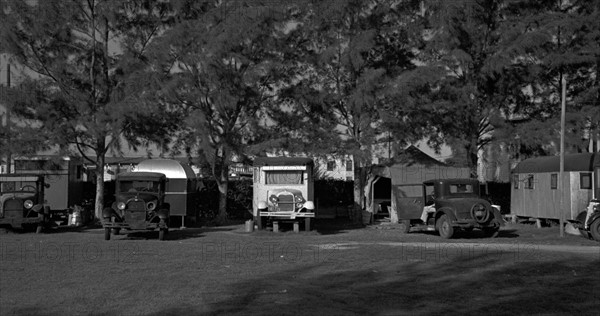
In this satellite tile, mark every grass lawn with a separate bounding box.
[1,219,599,315]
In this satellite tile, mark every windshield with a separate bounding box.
[119,180,160,193]
[1,181,38,193]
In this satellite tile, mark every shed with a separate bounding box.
[135,159,198,218]
[365,146,471,224]
[510,153,599,221]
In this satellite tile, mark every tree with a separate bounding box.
[276,0,423,223]
[148,1,289,223]
[0,0,176,218]
[498,0,600,156]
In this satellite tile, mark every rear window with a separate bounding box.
[449,184,474,194]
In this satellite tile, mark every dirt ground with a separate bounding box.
[1,219,599,315]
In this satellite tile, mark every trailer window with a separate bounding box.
[265,171,303,185]
[525,174,534,189]
[550,174,557,190]
[580,173,592,189]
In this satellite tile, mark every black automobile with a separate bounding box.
[398,178,504,239]
[102,172,170,240]
[574,199,600,242]
[0,174,49,233]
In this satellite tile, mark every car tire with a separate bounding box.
[398,220,410,234]
[104,227,111,240]
[437,215,454,239]
[590,219,600,242]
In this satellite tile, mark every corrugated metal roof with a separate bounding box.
[135,159,196,179]
[253,157,314,167]
[512,153,599,173]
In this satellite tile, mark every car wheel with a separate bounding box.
[437,215,454,239]
[159,228,166,241]
[104,228,111,240]
[590,219,600,242]
[398,220,410,234]
[482,227,499,238]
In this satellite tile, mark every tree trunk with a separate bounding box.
[466,140,479,178]
[94,155,105,220]
[352,156,366,225]
[215,160,229,225]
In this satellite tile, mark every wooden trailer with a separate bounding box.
[510,153,599,221]
[11,156,86,224]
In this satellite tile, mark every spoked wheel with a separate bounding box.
[590,219,600,242]
[437,215,454,239]
[104,227,111,240]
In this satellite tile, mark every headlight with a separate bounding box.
[294,195,305,203]
[24,200,34,209]
[269,195,279,204]
[117,202,126,210]
[147,201,156,211]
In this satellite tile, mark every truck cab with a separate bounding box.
[0,174,49,233]
[102,172,170,240]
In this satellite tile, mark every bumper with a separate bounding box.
[0,217,44,226]
[102,220,167,230]
[259,211,315,220]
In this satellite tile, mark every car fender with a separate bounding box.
[435,207,458,223]
[490,207,505,226]
[588,212,600,226]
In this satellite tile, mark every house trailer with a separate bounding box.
[510,153,599,220]
[134,159,199,225]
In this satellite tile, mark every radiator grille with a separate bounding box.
[277,194,294,212]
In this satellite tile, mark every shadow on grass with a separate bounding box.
[199,254,599,315]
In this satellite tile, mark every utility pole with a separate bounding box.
[559,75,566,237]
[4,62,11,174]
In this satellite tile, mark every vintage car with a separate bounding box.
[101,171,170,240]
[0,174,50,233]
[574,198,600,242]
[253,157,316,231]
[398,178,504,239]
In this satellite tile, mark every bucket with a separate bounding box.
[245,220,254,232]
[71,210,83,226]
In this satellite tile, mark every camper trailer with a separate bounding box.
[134,159,199,226]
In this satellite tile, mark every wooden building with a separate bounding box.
[510,153,599,221]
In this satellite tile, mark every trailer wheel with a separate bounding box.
[437,215,454,239]
[482,227,499,238]
[104,228,111,240]
[590,219,600,242]
[398,220,410,234]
